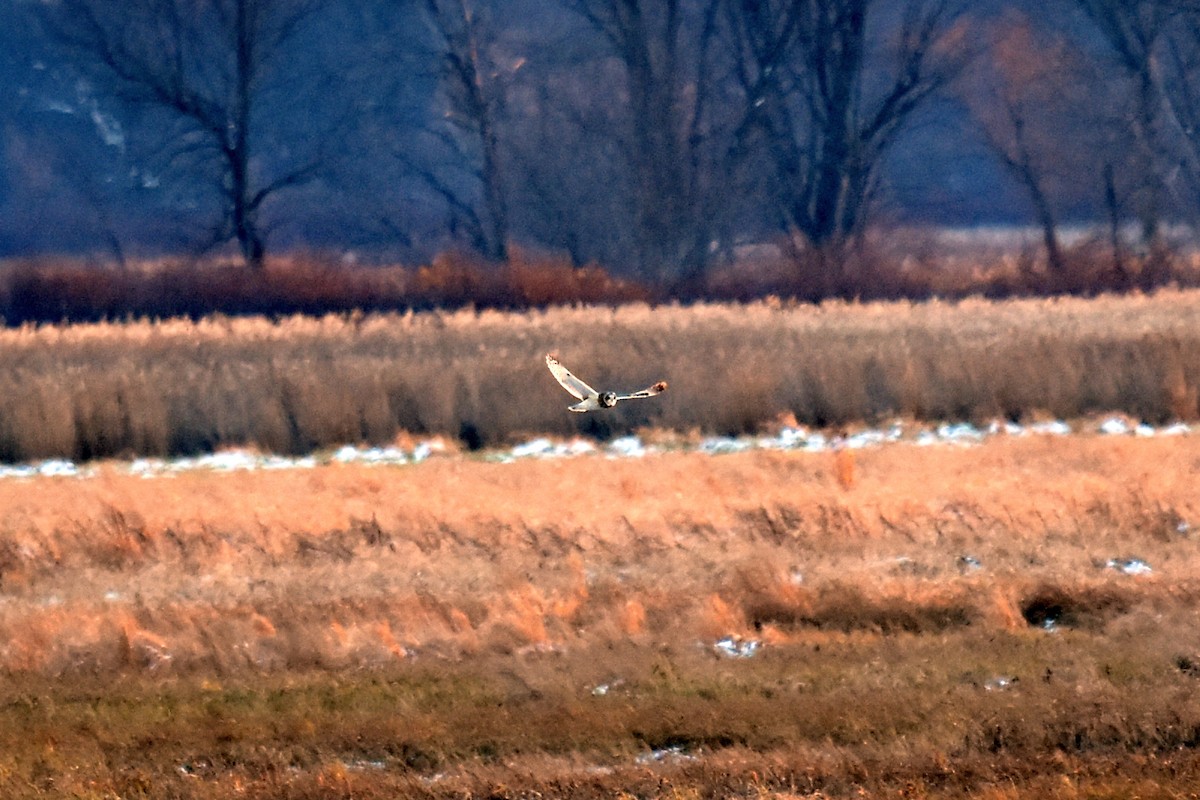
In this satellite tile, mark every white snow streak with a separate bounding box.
[0,415,1189,481]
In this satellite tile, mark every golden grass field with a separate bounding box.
[1,291,1200,797]
[1,431,1200,797]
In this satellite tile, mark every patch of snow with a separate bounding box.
[332,445,359,463]
[937,422,984,444]
[699,436,751,455]
[713,635,760,659]
[636,745,695,765]
[510,437,598,460]
[1029,420,1072,436]
[914,430,941,447]
[984,675,1018,691]
[0,465,38,479]
[565,438,597,456]
[988,420,1025,436]
[1100,417,1131,435]
[199,450,261,471]
[262,455,317,470]
[607,436,646,458]
[767,426,810,448]
[0,417,1191,480]
[333,445,409,466]
[39,459,81,477]
[591,678,623,696]
[129,458,165,477]
[957,555,983,573]
[1106,558,1152,576]
[800,431,829,452]
[510,438,554,458]
[844,429,890,449]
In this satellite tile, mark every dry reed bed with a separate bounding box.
[1,291,1200,461]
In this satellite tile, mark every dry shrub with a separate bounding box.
[4,233,1200,330]
[503,247,649,306]
[699,233,1200,304]
[0,250,654,327]
[410,250,494,307]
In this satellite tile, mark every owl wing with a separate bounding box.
[568,397,603,413]
[546,354,599,401]
[616,381,668,401]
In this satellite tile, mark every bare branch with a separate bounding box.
[41,0,328,268]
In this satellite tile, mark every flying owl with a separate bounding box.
[545,353,668,412]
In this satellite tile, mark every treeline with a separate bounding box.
[8,1,1200,293]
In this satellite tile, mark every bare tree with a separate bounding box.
[38,0,324,268]
[967,15,1086,275]
[723,0,967,272]
[1049,0,1200,254]
[1151,2,1200,232]
[402,0,514,262]
[1068,0,1177,243]
[560,0,728,282]
[503,57,624,267]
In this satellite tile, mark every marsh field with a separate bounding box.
[1,292,1200,798]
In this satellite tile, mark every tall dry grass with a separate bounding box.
[0,436,1199,796]
[0,291,1198,460]
[0,435,1195,675]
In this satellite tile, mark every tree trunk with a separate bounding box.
[480,127,508,262]
[1103,161,1129,287]
[233,0,265,269]
[475,53,508,261]
[1011,158,1065,278]
[807,2,866,248]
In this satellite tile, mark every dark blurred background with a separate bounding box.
[2,0,1198,285]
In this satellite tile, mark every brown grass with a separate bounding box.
[0,290,1199,460]
[0,435,1199,795]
